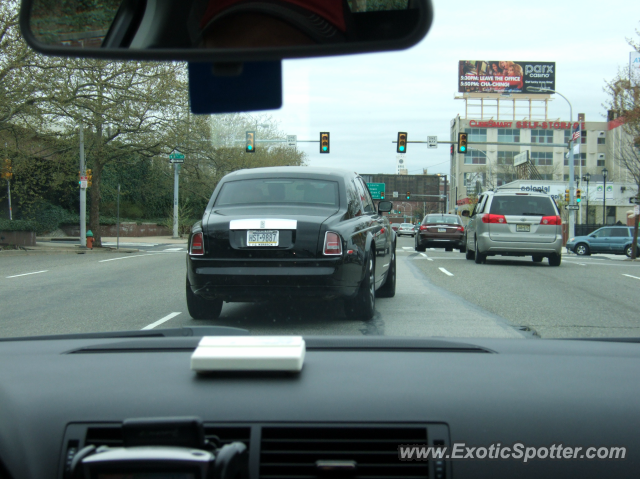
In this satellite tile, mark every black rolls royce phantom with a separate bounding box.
[186,167,396,321]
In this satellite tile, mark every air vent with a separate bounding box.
[83,424,250,449]
[260,426,429,479]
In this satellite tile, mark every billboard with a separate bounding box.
[458,60,555,94]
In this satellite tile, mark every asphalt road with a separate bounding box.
[1,236,638,339]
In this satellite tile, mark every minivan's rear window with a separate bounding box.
[424,215,460,225]
[490,196,556,216]
[215,178,339,207]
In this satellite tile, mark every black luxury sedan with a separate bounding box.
[186,167,396,321]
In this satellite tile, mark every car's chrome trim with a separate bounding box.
[229,219,297,230]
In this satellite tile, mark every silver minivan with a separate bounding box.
[462,190,563,266]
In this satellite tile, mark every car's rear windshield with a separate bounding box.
[215,178,340,207]
[490,195,556,216]
[401,223,413,227]
[424,215,460,225]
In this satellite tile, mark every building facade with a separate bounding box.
[449,94,637,224]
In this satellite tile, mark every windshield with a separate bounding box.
[215,179,339,207]
[1,0,640,342]
[424,215,461,225]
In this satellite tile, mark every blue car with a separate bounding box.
[566,226,640,257]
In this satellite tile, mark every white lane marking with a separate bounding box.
[429,248,436,251]
[439,267,454,276]
[579,263,586,266]
[402,247,414,251]
[99,253,164,263]
[623,274,640,281]
[419,252,434,262]
[142,312,182,330]
[163,247,184,251]
[6,270,48,279]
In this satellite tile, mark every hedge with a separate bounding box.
[0,219,38,232]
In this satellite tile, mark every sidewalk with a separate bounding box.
[562,247,632,261]
[101,236,188,244]
[1,240,138,255]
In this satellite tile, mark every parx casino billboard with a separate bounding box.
[458,60,555,94]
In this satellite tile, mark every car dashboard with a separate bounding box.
[0,335,638,479]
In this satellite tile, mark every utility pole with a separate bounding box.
[79,125,86,247]
[4,142,11,220]
[443,175,448,213]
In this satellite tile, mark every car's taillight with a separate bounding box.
[190,232,204,256]
[482,214,507,224]
[323,231,342,256]
[457,225,465,232]
[540,215,562,225]
[419,225,428,230]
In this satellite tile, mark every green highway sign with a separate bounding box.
[367,182,386,200]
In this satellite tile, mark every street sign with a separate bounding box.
[169,153,185,159]
[427,136,438,149]
[367,182,386,200]
[80,176,87,189]
[287,135,297,147]
[565,205,580,210]
[393,191,398,198]
[630,197,640,204]
[635,205,640,216]
[169,158,184,164]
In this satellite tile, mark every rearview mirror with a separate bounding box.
[20,0,434,62]
[461,210,470,217]
[378,200,392,213]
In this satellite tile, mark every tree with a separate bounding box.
[604,29,640,258]
[39,58,188,246]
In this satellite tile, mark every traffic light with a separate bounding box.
[1,159,12,180]
[380,191,385,199]
[246,131,255,153]
[406,191,411,200]
[450,144,454,156]
[576,189,581,203]
[457,133,468,153]
[565,189,569,202]
[78,170,82,185]
[320,132,330,153]
[86,169,92,188]
[397,132,407,153]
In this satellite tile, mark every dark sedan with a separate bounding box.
[186,167,396,321]
[415,214,466,252]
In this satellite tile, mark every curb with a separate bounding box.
[1,247,140,255]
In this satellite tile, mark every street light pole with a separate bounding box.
[602,168,608,225]
[528,87,575,239]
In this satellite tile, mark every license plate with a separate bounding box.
[247,230,279,246]
[438,228,446,233]
[516,224,530,232]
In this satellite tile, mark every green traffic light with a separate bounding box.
[323,146,327,151]
[460,146,466,152]
[576,198,581,203]
[399,146,405,152]
[248,145,252,150]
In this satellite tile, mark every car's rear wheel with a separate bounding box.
[415,237,426,252]
[445,247,453,252]
[532,255,543,263]
[548,254,562,267]
[377,244,396,298]
[186,277,223,320]
[344,251,375,320]
[625,244,640,258]
[575,243,590,256]
[459,243,466,253]
[474,238,486,264]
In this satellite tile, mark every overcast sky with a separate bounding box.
[260,0,639,176]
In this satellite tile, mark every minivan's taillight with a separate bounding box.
[482,214,507,224]
[540,216,562,225]
[323,232,342,256]
[190,232,204,256]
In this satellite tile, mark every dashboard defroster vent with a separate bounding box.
[260,426,429,479]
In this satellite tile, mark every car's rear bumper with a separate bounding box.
[187,257,359,302]
[478,234,563,256]
[418,233,464,248]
